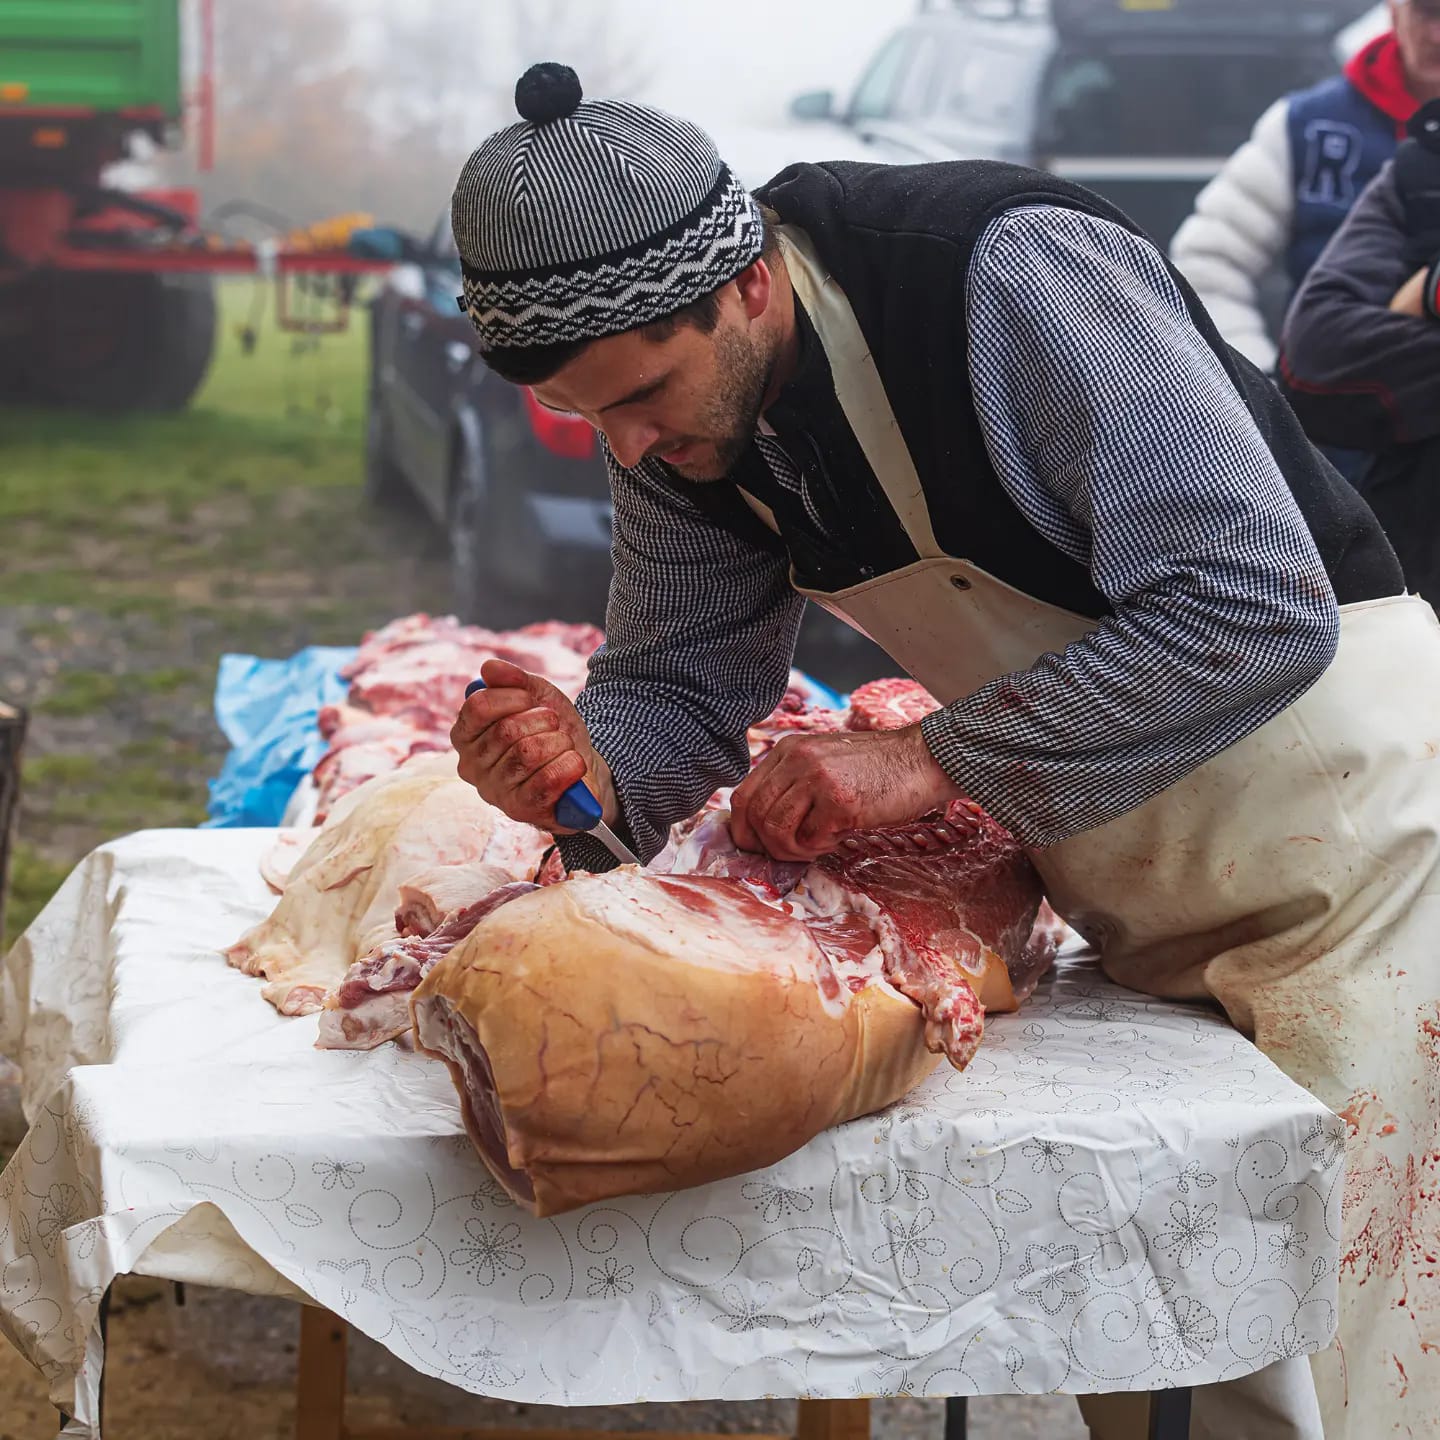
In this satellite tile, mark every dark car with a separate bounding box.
[365,213,612,626]
[364,213,894,685]
[791,0,1373,250]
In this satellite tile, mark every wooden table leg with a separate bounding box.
[296,1305,348,1440]
[0,698,27,950]
[796,1399,870,1440]
[96,1285,111,1438]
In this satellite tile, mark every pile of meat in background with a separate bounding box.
[306,611,940,822]
[308,614,603,823]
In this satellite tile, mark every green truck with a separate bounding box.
[0,0,182,117]
[0,0,378,410]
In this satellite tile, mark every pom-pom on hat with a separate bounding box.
[452,63,765,353]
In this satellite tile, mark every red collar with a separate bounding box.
[1344,31,1421,127]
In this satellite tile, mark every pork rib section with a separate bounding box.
[661,803,1045,1016]
[412,804,1043,1216]
[224,753,548,1016]
[813,801,1046,1012]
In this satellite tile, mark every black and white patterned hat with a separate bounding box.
[451,63,765,353]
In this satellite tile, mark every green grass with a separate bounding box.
[200,282,372,428]
[0,278,418,941]
[33,664,209,717]
[35,669,123,716]
[0,280,374,617]
[2,842,72,949]
[140,665,205,694]
[0,280,412,663]
[23,753,208,832]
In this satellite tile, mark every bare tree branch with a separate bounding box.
[154,0,658,231]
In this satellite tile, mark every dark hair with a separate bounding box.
[479,209,781,386]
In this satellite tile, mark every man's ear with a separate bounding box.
[734,257,774,323]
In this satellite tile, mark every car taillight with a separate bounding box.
[523,389,596,460]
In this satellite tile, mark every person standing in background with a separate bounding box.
[1170,2,1438,374]
[1280,101,1440,598]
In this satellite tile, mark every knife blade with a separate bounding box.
[464,678,641,867]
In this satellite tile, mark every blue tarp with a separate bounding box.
[203,646,356,828]
[789,669,846,713]
[203,645,848,830]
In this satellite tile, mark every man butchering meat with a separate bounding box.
[450,63,1440,1440]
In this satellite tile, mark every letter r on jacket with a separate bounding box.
[1300,120,1364,206]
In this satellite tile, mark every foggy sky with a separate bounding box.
[634,0,915,125]
[347,0,915,130]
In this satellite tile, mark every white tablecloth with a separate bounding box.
[0,830,1344,1437]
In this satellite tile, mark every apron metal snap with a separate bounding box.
[950,574,972,591]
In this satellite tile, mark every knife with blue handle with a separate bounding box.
[464,678,640,867]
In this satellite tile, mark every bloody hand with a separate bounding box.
[728,725,963,861]
[451,658,615,832]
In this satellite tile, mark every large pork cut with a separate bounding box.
[412,870,943,1218]
[412,803,1044,1217]
[225,754,549,1015]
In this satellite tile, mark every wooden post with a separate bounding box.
[796,1400,870,1440]
[0,700,25,950]
[296,1304,348,1440]
[1076,1392,1155,1440]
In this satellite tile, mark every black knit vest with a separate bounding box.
[657,160,1400,612]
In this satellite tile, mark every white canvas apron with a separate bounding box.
[749,226,1440,1440]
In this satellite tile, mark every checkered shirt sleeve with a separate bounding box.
[557,454,805,872]
[918,205,1339,844]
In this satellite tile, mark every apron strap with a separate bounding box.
[776,225,947,562]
